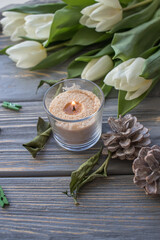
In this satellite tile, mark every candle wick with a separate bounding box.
[73,105,76,111]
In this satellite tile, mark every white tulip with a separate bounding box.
[81,55,113,81]
[24,14,54,40]
[80,0,122,32]
[104,57,152,100]
[6,41,47,69]
[0,11,27,41]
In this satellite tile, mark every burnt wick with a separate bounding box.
[72,101,76,111]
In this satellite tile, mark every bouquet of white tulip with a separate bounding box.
[0,0,160,115]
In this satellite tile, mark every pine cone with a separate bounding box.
[102,114,151,160]
[133,145,160,195]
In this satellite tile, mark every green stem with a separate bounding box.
[46,41,69,52]
[123,0,152,11]
[73,195,79,206]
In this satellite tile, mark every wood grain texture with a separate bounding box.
[0,176,160,240]
[0,98,159,177]
[0,1,160,239]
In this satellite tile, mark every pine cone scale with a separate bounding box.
[119,138,131,148]
[102,114,151,161]
[133,145,160,195]
[146,171,160,184]
[131,133,144,143]
[107,144,119,152]
[145,152,159,171]
[145,182,159,195]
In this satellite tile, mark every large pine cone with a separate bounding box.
[133,145,160,195]
[102,114,151,160]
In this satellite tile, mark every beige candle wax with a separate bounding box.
[49,89,101,144]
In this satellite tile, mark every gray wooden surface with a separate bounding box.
[0,1,160,240]
[1,176,160,240]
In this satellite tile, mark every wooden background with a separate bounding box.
[0,1,160,239]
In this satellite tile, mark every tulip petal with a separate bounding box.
[81,59,97,79]
[6,41,39,55]
[24,14,54,40]
[35,21,53,39]
[82,55,113,81]
[80,0,122,32]
[91,5,121,21]
[85,18,99,28]
[79,15,89,26]
[95,11,122,31]
[16,49,47,68]
[0,12,26,40]
[2,11,26,19]
[2,18,25,36]
[125,58,145,86]
[125,80,152,100]
[11,25,27,41]
[6,41,47,69]
[104,58,152,94]
[81,3,100,16]
[104,59,134,87]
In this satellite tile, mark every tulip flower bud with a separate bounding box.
[6,41,47,69]
[24,14,54,40]
[80,0,122,32]
[0,11,27,41]
[104,57,153,100]
[81,55,113,81]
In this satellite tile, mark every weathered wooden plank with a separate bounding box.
[0,176,160,240]
[0,98,159,177]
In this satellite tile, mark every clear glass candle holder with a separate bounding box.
[43,79,104,151]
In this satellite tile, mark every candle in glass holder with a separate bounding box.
[43,79,104,151]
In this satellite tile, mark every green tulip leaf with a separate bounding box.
[31,46,82,70]
[37,79,59,92]
[118,78,159,116]
[0,45,12,55]
[112,17,160,61]
[75,49,101,62]
[19,36,44,43]
[7,3,66,14]
[62,0,95,8]
[76,44,114,62]
[101,84,113,98]
[153,8,160,18]
[141,49,160,79]
[67,27,110,46]
[67,61,86,78]
[119,0,133,4]
[141,45,160,59]
[23,117,52,158]
[45,6,82,47]
[111,0,159,33]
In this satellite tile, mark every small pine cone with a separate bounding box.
[102,114,151,160]
[133,145,160,195]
